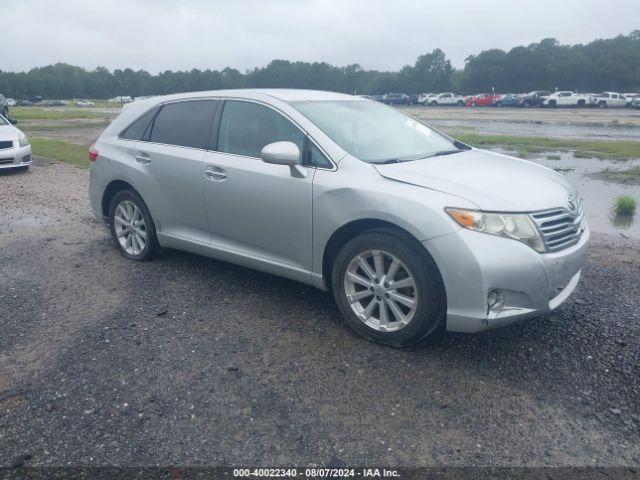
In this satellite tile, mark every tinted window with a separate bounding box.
[120,107,159,140]
[149,100,217,149]
[217,101,304,158]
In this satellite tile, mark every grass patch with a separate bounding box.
[454,133,640,160]
[20,121,110,132]
[515,147,529,158]
[601,165,640,184]
[546,154,562,160]
[614,195,636,216]
[30,137,89,167]
[11,107,101,121]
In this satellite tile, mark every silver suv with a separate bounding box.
[89,89,589,347]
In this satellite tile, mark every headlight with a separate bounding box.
[18,134,30,147]
[446,208,545,253]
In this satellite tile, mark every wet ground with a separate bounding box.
[1,159,639,467]
[403,105,640,141]
[496,149,640,238]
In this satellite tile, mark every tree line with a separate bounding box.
[1,31,638,99]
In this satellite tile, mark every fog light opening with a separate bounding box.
[487,289,504,312]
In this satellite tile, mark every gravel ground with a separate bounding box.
[1,159,639,467]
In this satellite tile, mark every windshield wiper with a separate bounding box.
[419,148,467,159]
[371,158,401,164]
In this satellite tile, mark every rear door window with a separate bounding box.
[217,100,305,158]
[149,100,218,149]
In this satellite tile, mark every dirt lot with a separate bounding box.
[1,159,639,467]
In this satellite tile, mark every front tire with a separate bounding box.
[108,189,158,261]
[2,107,8,118]
[331,230,446,347]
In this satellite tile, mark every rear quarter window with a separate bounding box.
[120,106,160,141]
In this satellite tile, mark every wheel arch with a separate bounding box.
[321,218,430,291]
[101,179,139,219]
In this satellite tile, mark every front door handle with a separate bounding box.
[134,152,151,165]
[205,165,227,181]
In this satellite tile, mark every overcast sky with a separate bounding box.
[2,0,638,73]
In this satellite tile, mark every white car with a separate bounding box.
[108,96,134,104]
[417,93,436,105]
[7,98,16,107]
[427,92,465,106]
[542,91,591,107]
[591,92,628,108]
[75,99,96,107]
[0,114,32,171]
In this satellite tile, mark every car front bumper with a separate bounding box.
[0,145,32,169]
[424,222,590,333]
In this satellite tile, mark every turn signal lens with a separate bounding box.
[446,209,481,229]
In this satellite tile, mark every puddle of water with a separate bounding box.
[492,148,640,238]
[0,215,53,234]
[434,119,640,141]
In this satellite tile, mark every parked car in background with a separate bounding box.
[519,91,551,107]
[417,93,436,105]
[0,113,32,171]
[6,98,16,107]
[75,99,96,107]
[371,94,385,102]
[109,96,134,104]
[590,92,627,108]
[0,94,9,118]
[466,93,500,107]
[382,93,410,105]
[542,91,590,107]
[407,94,420,105]
[492,94,520,107]
[89,89,588,347]
[427,92,465,106]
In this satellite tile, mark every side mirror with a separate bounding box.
[9,118,18,125]
[261,141,301,166]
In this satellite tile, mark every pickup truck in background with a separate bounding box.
[542,91,591,107]
[590,92,628,108]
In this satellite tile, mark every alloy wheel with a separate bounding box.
[113,200,147,256]
[343,249,418,332]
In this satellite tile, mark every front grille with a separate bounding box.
[0,158,15,165]
[530,199,585,252]
[0,140,13,150]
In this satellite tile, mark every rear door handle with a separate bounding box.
[205,165,227,181]
[134,152,151,165]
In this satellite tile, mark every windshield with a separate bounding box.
[291,100,462,163]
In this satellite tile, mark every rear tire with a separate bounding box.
[598,101,607,108]
[331,229,446,347]
[2,107,8,118]
[457,100,464,106]
[430,101,438,106]
[108,189,158,261]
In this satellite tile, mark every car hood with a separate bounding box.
[0,124,21,142]
[373,148,578,211]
